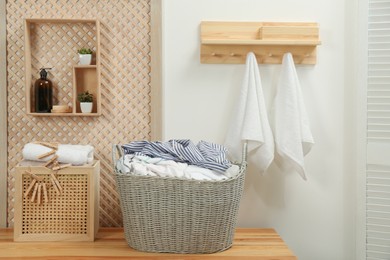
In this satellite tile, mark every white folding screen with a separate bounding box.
[366,0,390,259]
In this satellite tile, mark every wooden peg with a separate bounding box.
[53,161,60,170]
[42,183,48,203]
[31,183,39,202]
[44,155,58,167]
[37,184,42,205]
[52,164,71,171]
[34,141,59,150]
[25,171,44,181]
[24,179,37,198]
[50,177,61,195]
[211,52,216,56]
[230,53,235,56]
[37,149,56,159]
[50,172,63,193]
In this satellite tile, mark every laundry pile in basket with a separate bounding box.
[115,139,240,181]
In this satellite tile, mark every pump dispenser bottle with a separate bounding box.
[34,68,53,113]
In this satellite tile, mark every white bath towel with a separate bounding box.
[273,53,314,180]
[224,52,274,173]
[22,143,52,161]
[22,143,94,166]
[57,144,94,165]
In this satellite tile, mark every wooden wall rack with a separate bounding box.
[200,21,321,64]
[25,18,101,116]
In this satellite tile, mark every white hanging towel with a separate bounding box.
[274,53,314,180]
[224,52,274,173]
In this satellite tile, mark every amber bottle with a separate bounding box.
[34,68,53,113]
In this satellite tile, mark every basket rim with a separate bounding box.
[112,141,248,183]
[112,142,248,183]
[114,162,246,184]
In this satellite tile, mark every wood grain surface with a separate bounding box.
[0,228,297,259]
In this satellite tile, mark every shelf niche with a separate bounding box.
[73,65,99,114]
[24,18,101,116]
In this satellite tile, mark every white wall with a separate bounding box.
[161,0,352,259]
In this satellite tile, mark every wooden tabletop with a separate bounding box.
[0,228,297,259]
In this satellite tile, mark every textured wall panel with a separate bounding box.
[6,0,151,227]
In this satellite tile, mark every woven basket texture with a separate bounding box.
[6,0,151,227]
[20,172,89,235]
[115,164,246,254]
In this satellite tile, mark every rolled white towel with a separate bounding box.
[22,143,53,161]
[57,144,94,165]
[22,143,94,166]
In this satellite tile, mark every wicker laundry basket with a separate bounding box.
[112,143,247,254]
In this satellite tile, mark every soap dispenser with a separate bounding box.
[34,68,53,113]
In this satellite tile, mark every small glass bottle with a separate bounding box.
[34,68,53,113]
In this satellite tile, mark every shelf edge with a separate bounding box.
[201,39,322,46]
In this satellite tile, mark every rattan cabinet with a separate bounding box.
[14,160,100,241]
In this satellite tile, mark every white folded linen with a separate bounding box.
[273,53,314,180]
[116,154,240,181]
[22,143,94,166]
[224,52,274,173]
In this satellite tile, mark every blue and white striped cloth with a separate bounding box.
[122,140,231,173]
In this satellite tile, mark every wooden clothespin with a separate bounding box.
[44,155,58,168]
[37,184,42,205]
[34,141,59,150]
[25,170,44,181]
[50,172,63,194]
[42,183,48,203]
[24,179,36,198]
[52,164,71,171]
[24,170,43,199]
[50,177,60,195]
[30,182,39,202]
[37,149,56,160]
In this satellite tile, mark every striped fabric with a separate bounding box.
[122,140,231,173]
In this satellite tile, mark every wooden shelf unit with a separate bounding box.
[200,21,321,64]
[24,18,101,116]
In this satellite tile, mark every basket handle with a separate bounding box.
[111,144,123,169]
